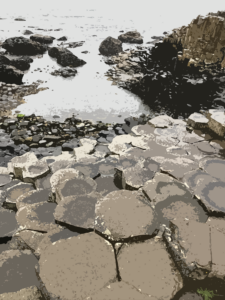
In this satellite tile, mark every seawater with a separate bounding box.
[0,0,224,124]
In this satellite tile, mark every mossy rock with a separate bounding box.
[17,114,25,118]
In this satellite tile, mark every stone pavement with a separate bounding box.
[0,113,225,299]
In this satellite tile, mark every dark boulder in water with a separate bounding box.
[48,47,86,67]
[2,36,47,55]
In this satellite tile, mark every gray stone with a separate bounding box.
[99,36,123,56]
[95,190,157,241]
[5,182,35,209]
[0,174,11,187]
[199,157,225,182]
[16,202,59,232]
[187,112,209,129]
[118,31,143,44]
[0,250,40,294]
[0,286,45,300]
[38,232,117,300]
[117,239,183,299]
[54,191,101,231]
[142,173,208,225]
[0,208,19,238]
[30,34,55,44]
[15,189,50,210]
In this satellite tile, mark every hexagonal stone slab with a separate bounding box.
[54,191,102,231]
[35,227,80,258]
[151,156,198,181]
[166,146,188,157]
[16,202,59,232]
[206,217,225,235]
[0,167,10,175]
[0,208,19,238]
[41,152,75,174]
[178,142,208,161]
[0,286,45,300]
[0,174,11,187]
[187,112,209,129]
[4,182,35,209]
[16,189,50,210]
[73,138,97,161]
[52,168,97,204]
[85,281,155,300]
[0,179,21,192]
[194,176,225,214]
[95,175,120,197]
[117,239,183,299]
[22,160,50,183]
[95,190,157,241]
[165,218,211,279]
[50,168,84,197]
[199,157,225,182]
[34,173,52,190]
[13,230,45,252]
[116,158,160,190]
[131,123,156,137]
[38,232,117,300]
[10,152,38,179]
[155,135,179,148]
[0,249,40,294]
[182,169,213,191]
[179,131,205,144]
[148,115,174,128]
[108,135,138,155]
[195,141,218,155]
[142,173,208,225]
[93,144,111,158]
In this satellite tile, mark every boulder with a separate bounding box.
[30,34,55,44]
[2,36,47,55]
[94,190,157,241]
[0,65,24,84]
[117,239,183,299]
[38,232,117,300]
[48,46,86,67]
[23,30,33,35]
[118,31,143,44]
[57,36,67,41]
[99,36,123,56]
[10,152,38,180]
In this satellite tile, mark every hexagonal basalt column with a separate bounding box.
[94,190,157,241]
[117,238,183,299]
[38,232,117,300]
[50,168,97,204]
[142,173,208,225]
[10,152,38,180]
[22,160,50,184]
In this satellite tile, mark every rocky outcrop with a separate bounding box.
[0,65,24,84]
[164,11,225,69]
[0,55,32,71]
[118,30,143,44]
[30,34,55,44]
[50,66,77,77]
[48,47,86,67]
[2,37,47,55]
[99,36,123,56]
